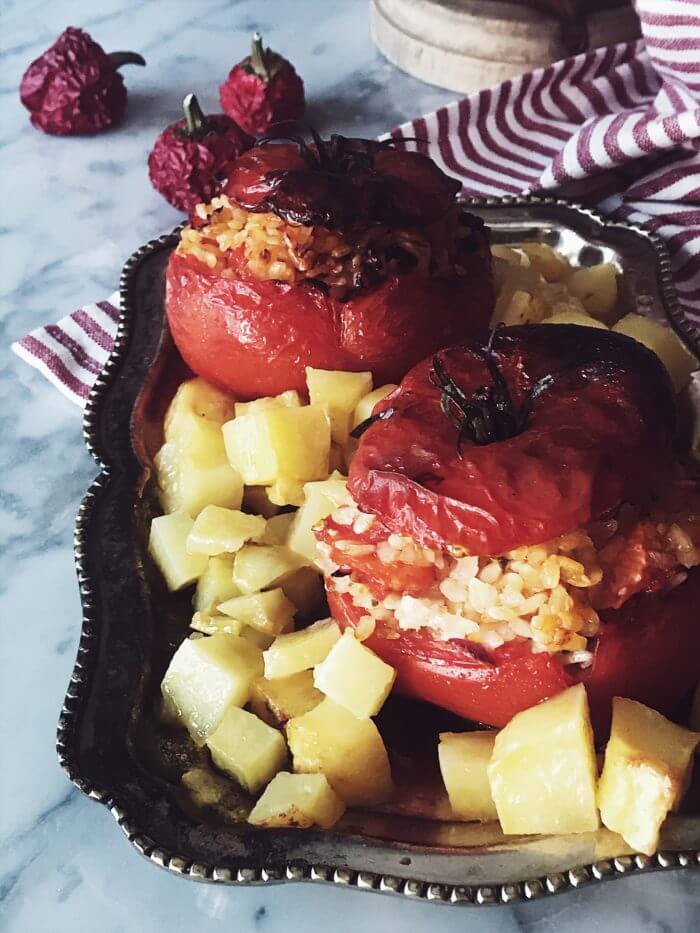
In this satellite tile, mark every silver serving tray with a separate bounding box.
[60,197,700,905]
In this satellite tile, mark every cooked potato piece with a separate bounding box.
[222,405,331,485]
[352,384,398,429]
[234,389,301,418]
[165,377,234,426]
[438,731,498,821]
[279,566,325,618]
[262,512,295,546]
[491,289,543,326]
[313,632,396,719]
[207,705,287,794]
[241,485,280,518]
[488,684,599,834]
[306,368,373,444]
[161,634,263,744]
[232,544,305,595]
[190,610,244,636]
[264,619,341,679]
[266,477,306,507]
[240,626,276,651]
[613,313,698,392]
[491,245,529,266]
[598,698,700,855]
[248,772,346,829]
[218,588,296,637]
[155,443,244,517]
[149,512,207,591]
[541,309,608,329]
[287,698,393,806]
[249,671,323,727]
[186,506,266,556]
[193,555,238,612]
[566,263,618,319]
[519,242,570,282]
[287,473,350,564]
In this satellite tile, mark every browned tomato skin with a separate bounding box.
[327,568,700,736]
[348,327,676,554]
[165,250,494,399]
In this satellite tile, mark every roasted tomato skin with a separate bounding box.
[349,326,675,554]
[165,249,493,399]
[327,566,700,737]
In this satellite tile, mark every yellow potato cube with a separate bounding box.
[262,512,295,546]
[352,384,398,429]
[222,405,331,485]
[597,698,700,856]
[264,619,341,679]
[186,506,266,556]
[233,545,305,595]
[193,555,238,612]
[566,263,618,319]
[190,611,244,636]
[279,566,325,618]
[249,671,323,727]
[155,443,243,517]
[149,512,207,591]
[613,313,698,392]
[161,634,263,744]
[207,706,287,794]
[491,289,543,326]
[165,378,235,431]
[438,731,498,821]
[248,772,346,829]
[234,389,301,418]
[241,485,280,518]
[287,698,393,806]
[488,684,599,835]
[287,473,350,564]
[306,367,373,444]
[542,309,608,329]
[218,588,296,636]
[519,242,570,282]
[266,477,306,507]
[313,632,396,719]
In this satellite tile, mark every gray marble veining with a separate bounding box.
[1,0,698,930]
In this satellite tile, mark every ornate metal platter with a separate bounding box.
[59,197,700,905]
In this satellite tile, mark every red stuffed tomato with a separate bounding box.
[164,135,494,399]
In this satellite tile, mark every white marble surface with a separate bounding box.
[1,1,698,930]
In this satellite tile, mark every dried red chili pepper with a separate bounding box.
[20,27,145,136]
[219,31,305,136]
[148,93,253,212]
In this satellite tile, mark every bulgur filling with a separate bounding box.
[177,197,484,299]
[317,485,700,668]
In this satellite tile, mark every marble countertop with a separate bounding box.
[1,0,698,930]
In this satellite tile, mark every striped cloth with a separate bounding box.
[12,0,700,407]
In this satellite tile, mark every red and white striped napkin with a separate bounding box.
[12,0,700,407]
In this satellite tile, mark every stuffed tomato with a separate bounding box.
[165,135,494,398]
[315,325,700,734]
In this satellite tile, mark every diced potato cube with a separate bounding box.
[438,731,498,821]
[306,367,373,444]
[218,588,296,636]
[190,610,244,636]
[542,309,608,329]
[193,555,238,612]
[262,512,295,546]
[222,406,331,485]
[149,512,207,590]
[161,634,263,744]
[566,263,618,319]
[313,632,396,719]
[233,545,305,595]
[519,242,570,282]
[597,697,700,855]
[488,684,599,834]
[613,313,698,392]
[248,771,345,829]
[264,619,341,679]
[155,443,243,517]
[242,485,280,518]
[352,384,398,429]
[266,477,306,507]
[234,389,301,418]
[186,506,266,556]
[279,566,325,618]
[287,698,393,806]
[287,473,350,565]
[249,670,323,727]
[206,705,287,794]
[491,289,543,326]
[164,378,235,435]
